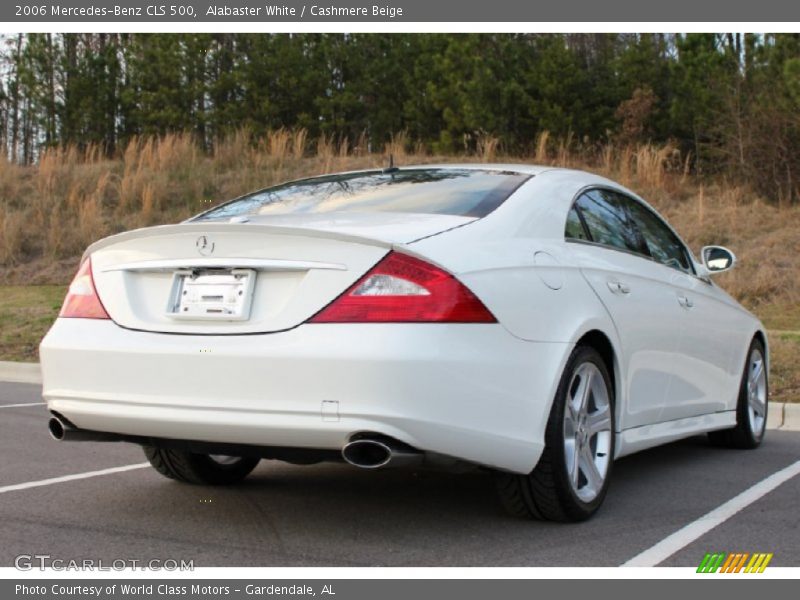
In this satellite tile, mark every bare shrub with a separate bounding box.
[476,133,499,163]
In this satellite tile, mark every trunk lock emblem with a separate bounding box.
[196,235,215,256]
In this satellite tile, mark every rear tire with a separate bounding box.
[143,446,260,485]
[496,345,615,522]
[708,338,768,449]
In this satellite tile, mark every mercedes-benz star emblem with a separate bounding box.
[196,235,215,256]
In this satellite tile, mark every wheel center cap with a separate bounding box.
[578,426,588,445]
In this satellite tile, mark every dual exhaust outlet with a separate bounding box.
[48,416,120,442]
[340,436,423,469]
[49,416,421,470]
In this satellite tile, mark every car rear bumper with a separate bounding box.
[40,319,571,473]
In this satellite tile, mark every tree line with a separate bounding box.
[2,33,800,202]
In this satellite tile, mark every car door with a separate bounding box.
[565,189,685,430]
[624,196,740,420]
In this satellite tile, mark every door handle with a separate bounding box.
[607,281,631,295]
[678,295,694,308]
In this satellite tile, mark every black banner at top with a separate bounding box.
[4,0,800,22]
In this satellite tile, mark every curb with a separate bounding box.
[0,361,797,431]
[0,361,42,385]
[766,402,784,430]
[783,403,800,431]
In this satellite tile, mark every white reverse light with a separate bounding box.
[351,274,431,297]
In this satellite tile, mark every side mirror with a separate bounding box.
[701,246,736,274]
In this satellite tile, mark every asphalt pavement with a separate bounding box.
[1,381,798,567]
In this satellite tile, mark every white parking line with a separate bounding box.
[622,459,800,567]
[0,463,150,495]
[0,402,46,408]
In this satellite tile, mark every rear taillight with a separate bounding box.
[310,251,496,323]
[59,257,109,319]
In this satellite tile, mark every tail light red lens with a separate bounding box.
[59,257,110,319]
[310,251,496,323]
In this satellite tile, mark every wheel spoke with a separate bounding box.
[579,444,603,495]
[567,398,580,424]
[750,359,764,388]
[566,439,580,488]
[586,405,611,436]
[749,393,765,417]
[569,370,589,421]
[580,368,595,414]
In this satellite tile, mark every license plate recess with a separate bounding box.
[166,268,256,321]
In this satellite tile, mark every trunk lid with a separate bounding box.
[87,213,472,334]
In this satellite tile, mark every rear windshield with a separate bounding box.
[192,168,530,221]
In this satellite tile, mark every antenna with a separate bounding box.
[383,153,399,174]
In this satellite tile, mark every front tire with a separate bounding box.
[708,338,768,449]
[144,446,260,485]
[497,345,615,521]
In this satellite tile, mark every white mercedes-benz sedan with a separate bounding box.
[40,164,768,521]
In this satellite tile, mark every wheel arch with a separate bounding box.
[571,326,625,434]
[753,329,769,370]
[577,330,616,395]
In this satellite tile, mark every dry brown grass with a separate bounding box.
[384,131,408,160]
[0,129,798,398]
[2,129,799,307]
[534,131,550,164]
[2,131,798,305]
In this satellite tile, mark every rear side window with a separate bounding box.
[565,207,590,240]
[569,190,649,255]
[193,169,530,221]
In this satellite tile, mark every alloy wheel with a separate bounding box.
[747,348,767,439]
[563,362,613,503]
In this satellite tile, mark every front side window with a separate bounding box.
[623,198,693,273]
[193,169,530,221]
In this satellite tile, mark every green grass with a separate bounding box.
[749,303,800,403]
[769,331,800,404]
[0,284,796,402]
[0,285,66,362]
[754,302,800,333]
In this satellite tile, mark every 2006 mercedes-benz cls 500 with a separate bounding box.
[40,164,768,521]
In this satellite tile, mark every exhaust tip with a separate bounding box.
[342,439,392,469]
[48,417,65,441]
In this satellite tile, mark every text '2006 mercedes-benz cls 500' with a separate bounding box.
[40,165,768,521]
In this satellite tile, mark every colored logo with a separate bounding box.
[697,552,773,573]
